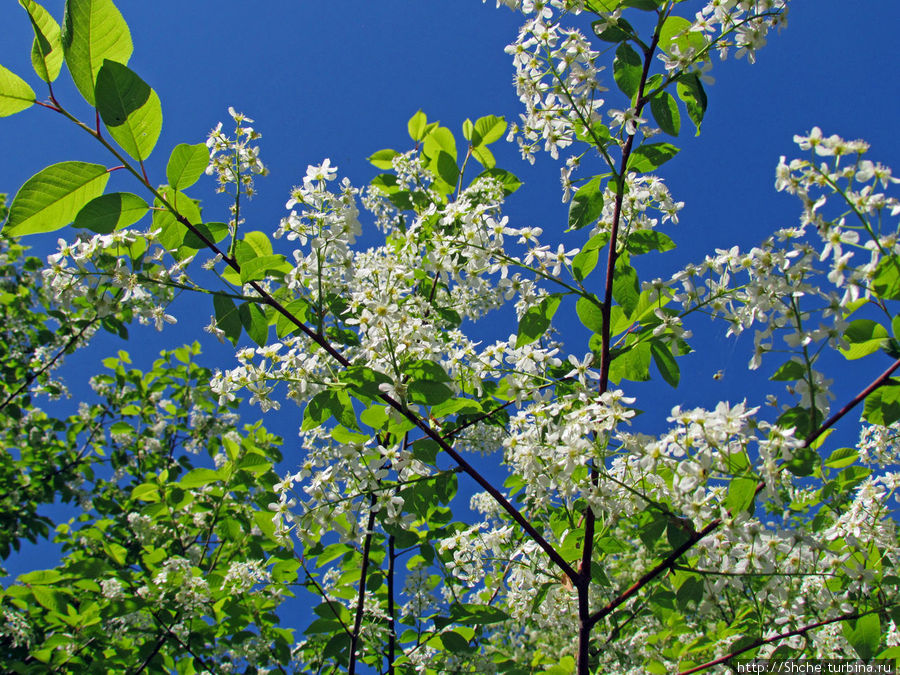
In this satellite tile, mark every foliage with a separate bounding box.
[2,0,900,674]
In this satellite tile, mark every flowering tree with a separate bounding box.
[1,0,900,673]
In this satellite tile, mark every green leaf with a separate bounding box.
[166,143,210,190]
[303,390,358,431]
[770,359,806,381]
[239,302,268,347]
[477,168,522,195]
[650,91,680,136]
[240,254,289,283]
[625,230,675,254]
[31,586,66,613]
[62,0,133,106]
[240,230,273,257]
[411,438,440,464]
[153,187,201,251]
[576,296,604,334]
[4,161,109,235]
[130,482,160,502]
[431,397,481,419]
[659,15,705,56]
[612,42,642,99]
[776,406,815,443]
[472,114,506,146]
[103,541,127,565]
[628,143,680,172]
[825,447,859,470]
[572,247,599,282]
[676,72,707,135]
[622,0,661,9]
[592,16,635,43]
[462,118,474,141]
[275,299,310,338]
[435,603,510,629]
[404,359,451,382]
[367,148,398,170]
[0,64,35,117]
[408,110,428,141]
[540,657,576,675]
[179,467,221,488]
[612,259,639,316]
[572,233,609,282]
[840,319,888,360]
[213,294,242,345]
[95,60,162,161]
[19,569,63,585]
[423,126,457,162]
[843,613,881,660]
[872,256,900,300]
[608,341,651,384]
[182,221,229,249]
[516,294,562,347]
[434,150,459,187]
[73,192,147,233]
[471,144,496,169]
[650,340,679,387]
[20,0,64,83]
[568,175,605,231]
[409,380,453,406]
[724,476,757,515]
[863,382,900,426]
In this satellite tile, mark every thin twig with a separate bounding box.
[0,316,99,412]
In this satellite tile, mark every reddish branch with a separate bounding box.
[586,357,900,631]
[577,14,664,674]
[676,608,877,675]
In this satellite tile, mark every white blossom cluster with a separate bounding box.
[43,230,177,331]
[585,171,684,237]
[498,2,605,162]
[206,106,268,198]
[491,0,787,166]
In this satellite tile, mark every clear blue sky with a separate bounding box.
[1,0,900,603]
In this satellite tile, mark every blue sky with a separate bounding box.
[2,0,900,617]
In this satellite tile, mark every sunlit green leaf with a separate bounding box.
[0,64,35,117]
[62,0,133,105]
[650,91,680,136]
[166,143,210,190]
[840,319,888,360]
[676,72,707,135]
[20,0,63,83]
[4,161,109,236]
[628,143,680,172]
[568,175,605,231]
[472,114,506,146]
[516,294,562,347]
[613,42,642,99]
[408,110,428,141]
[95,60,162,161]
[74,192,147,233]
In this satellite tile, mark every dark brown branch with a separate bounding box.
[130,634,167,675]
[387,534,397,675]
[348,495,378,675]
